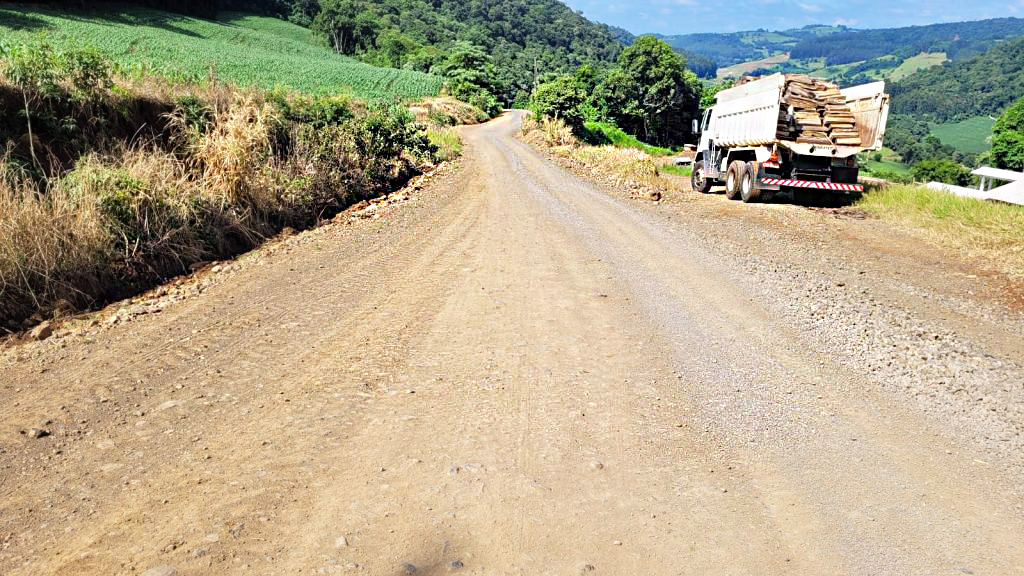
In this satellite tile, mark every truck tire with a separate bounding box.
[724,160,744,200]
[740,161,761,203]
[691,160,713,194]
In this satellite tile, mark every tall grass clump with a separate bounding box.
[427,128,462,162]
[0,40,438,329]
[858,184,1024,276]
[521,115,578,148]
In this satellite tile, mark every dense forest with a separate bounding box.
[789,18,1024,66]
[890,36,1024,122]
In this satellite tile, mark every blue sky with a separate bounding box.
[561,0,1024,35]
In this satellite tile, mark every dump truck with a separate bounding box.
[691,73,890,202]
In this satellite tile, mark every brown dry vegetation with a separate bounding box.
[520,115,682,198]
[409,96,487,126]
[0,42,440,330]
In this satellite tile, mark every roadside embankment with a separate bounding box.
[0,41,468,332]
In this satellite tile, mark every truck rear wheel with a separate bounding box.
[724,160,744,200]
[691,160,713,194]
[740,161,761,203]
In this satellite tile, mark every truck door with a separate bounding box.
[840,81,891,151]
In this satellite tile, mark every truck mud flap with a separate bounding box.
[761,179,863,193]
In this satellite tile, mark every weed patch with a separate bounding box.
[857,184,1024,277]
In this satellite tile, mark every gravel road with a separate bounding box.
[1,111,1023,575]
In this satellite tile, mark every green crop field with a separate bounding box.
[889,52,947,81]
[0,6,443,100]
[930,116,995,155]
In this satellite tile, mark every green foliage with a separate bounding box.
[866,167,914,184]
[890,37,1024,123]
[0,7,442,101]
[911,159,973,186]
[433,43,501,118]
[294,0,623,105]
[531,75,586,128]
[991,97,1024,171]
[883,114,969,168]
[579,122,675,156]
[313,0,379,55]
[426,127,461,162]
[596,37,702,147]
[660,164,691,177]
[700,80,734,109]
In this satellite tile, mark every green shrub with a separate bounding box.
[911,158,973,186]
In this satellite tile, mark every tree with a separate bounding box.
[376,30,420,69]
[596,36,702,146]
[700,79,734,109]
[991,96,1024,171]
[313,0,380,55]
[911,159,972,186]
[432,42,502,117]
[531,75,585,127]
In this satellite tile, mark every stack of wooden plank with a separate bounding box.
[775,75,862,147]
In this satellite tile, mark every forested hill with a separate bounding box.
[789,18,1024,65]
[890,36,1024,123]
[378,0,624,104]
[655,26,847,67]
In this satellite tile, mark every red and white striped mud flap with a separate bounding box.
[761,179,863,192]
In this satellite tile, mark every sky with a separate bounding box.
[561,0,1024,35]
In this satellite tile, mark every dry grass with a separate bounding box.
[571,146,660,188]
[409,96,486,126]
[0,73,435,328]
[857,184,1024,277]
[195,95,279,210]
[519,115,682,199]
[521,115,578,148]
[0,162,109,323]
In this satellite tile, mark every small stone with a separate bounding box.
[191,547,209,558]
[28,428,50,439]
[142,566,177,576]
[612,540,622,546]
[579,564,596,573]
[211,265,223,273]
[402,563,418,574]
[335,535,349,548]
[29,321,53,341]
[155,400,181,411]
[589,460,604,470]
[450,560,464,570]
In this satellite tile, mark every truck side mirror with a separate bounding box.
[692,119,699,133]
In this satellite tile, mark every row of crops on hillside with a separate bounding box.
[0,7,443,100]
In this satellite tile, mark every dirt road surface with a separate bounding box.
[2,111,1024,575]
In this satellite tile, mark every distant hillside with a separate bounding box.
[656,25,846,67]
[0,6,442,100]
[659,18,1024,85]
[789,18,1024,65]
[890,36,1024,123]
